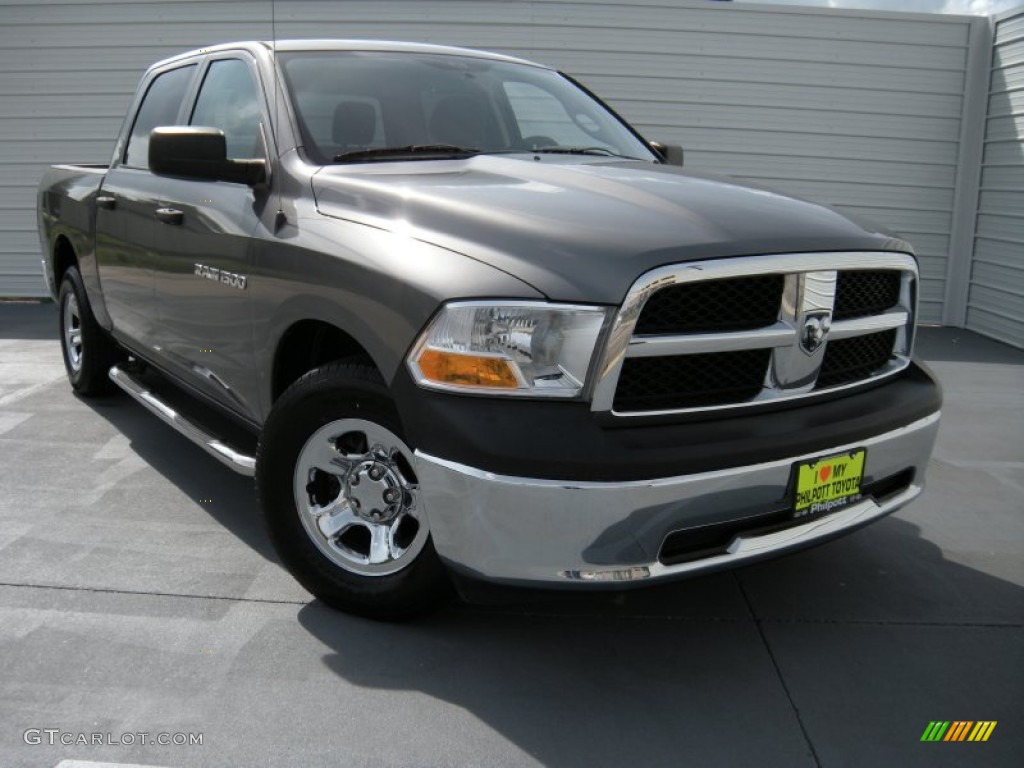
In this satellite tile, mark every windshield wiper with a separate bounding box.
[333,144,480,162]
[531,146,642,160]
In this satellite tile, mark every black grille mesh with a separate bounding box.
[816,329,896,389]
[634,275,784,335]
[834,271,901,320]
[613,349,770,411]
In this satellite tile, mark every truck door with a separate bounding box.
[95,63,197,351]
[150,55,268,421]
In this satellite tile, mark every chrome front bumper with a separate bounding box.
[413,412,940,586]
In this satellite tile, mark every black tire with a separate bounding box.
[256,361,452,620]
[58,265,120,396]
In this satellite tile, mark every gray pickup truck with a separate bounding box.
[38,40,941,618]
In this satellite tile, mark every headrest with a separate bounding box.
[332,101,377,147]
[428,94,489,148]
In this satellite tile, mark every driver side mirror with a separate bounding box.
[650,141,684,166]
[149,126,266,186]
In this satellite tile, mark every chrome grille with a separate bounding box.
[592,252,917,416]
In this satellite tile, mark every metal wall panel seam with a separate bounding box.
[944,15,995,327]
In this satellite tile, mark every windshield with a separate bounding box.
[278,50,659,164]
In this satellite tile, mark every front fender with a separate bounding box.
[250,216,543,420]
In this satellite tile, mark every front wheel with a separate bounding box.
[256,362,451,619]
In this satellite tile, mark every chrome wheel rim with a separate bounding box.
[63,292,83,372]
[293,418,428,577]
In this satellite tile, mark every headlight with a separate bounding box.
[408,301,610,397]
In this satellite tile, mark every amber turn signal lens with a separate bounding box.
[417,348,519,389]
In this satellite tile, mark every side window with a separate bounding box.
[190,59,263,159]
[503,81,608,149]
[124,65,196,168]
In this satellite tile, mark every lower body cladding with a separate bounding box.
[413,412,940,586]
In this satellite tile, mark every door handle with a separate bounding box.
[155,207,184,225]
[96,195,116,210]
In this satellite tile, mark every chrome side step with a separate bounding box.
[108,366,256,477]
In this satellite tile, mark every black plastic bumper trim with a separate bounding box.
[391,361,941,482]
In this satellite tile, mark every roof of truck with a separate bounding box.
[155,39,547,70]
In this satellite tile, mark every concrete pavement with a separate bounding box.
[1,301,1021,767]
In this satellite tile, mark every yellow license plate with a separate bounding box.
[793,449,866,517]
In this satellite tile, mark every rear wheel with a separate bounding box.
[58,265,120,395]
[257,361,451,619]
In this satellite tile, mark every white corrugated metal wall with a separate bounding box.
[968,7,1024,348]
[0,0,993,330]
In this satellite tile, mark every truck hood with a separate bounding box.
[312,156,910,304]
